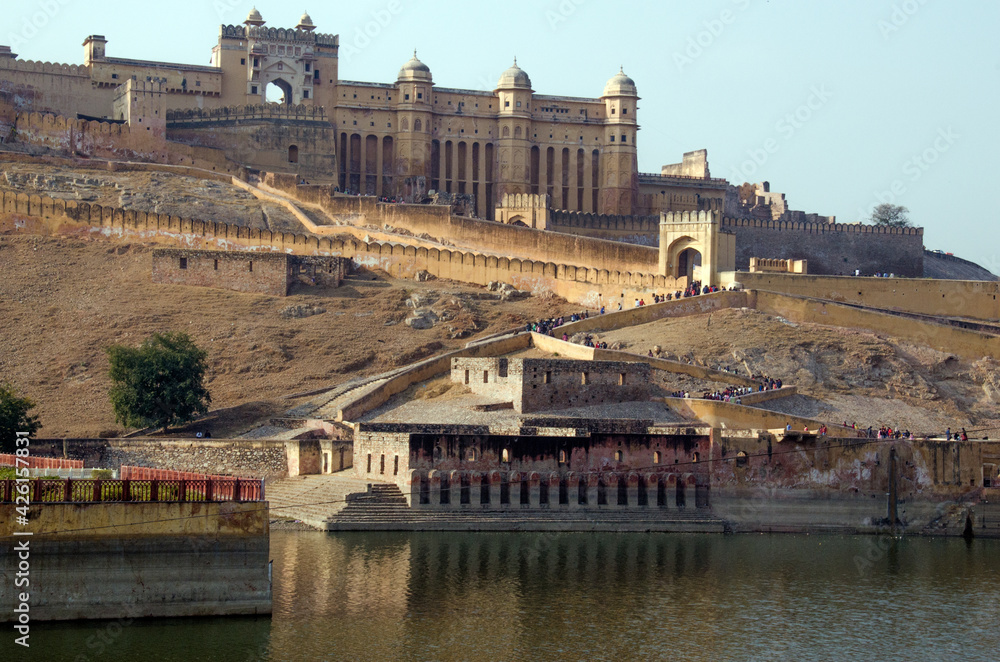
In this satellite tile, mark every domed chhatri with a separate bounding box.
[296,11,316,31]
[497,58,532,90]
[603,67,637,97]
[397,50,432,82]
[244,7,265,27]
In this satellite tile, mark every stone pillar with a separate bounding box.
[376,135,385,197]
[528,472,541,508]
[546,473,560,509]
[566,472,581,510]
[644,473,660,509]
[586,473,599,508]
[626,473,639,509]
[488,470,502,509]
[583,151,594,213]
[666,474,677,510]
[508,471,522,509]
[469,472,483,508]
[449,470,463,509]
[607,473,622,509]
[427,470,442,509]
[408,470,423,508]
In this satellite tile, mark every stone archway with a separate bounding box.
[664,235,705,281]
[265,78,293,105]
[658,210,735,288]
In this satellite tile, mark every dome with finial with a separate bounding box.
[297,11,316,31]
[497,58,531,90]
[397,50,432,82]
[244,6,265,26]
[603,67,637,97]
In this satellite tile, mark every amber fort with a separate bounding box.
[2,9,1000,605]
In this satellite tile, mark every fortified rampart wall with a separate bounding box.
[262,173,662,275]
[750,291,1000,360]
[9,110,244,176]
[722,217,925,277]
[544,208,926,277]
[739,272,1000,323]
[167,105,336,180]
[0,58,107,117]
[0,189,681,308]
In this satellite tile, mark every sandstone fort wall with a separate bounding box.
[263,173,661,275]
[751,291,1000,361]
[547,208,926,277]
[739,272,1000,323]
[722,217,925,277]
[10,110,244,176]
[0,188,687,308]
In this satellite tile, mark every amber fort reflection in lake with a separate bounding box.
[32,531,1000,661]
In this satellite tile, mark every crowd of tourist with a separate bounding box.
[524,311,593,336]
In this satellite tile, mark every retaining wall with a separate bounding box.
[740,272,1000,323]
[0,502,270,621]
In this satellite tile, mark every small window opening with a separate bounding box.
[179,257,187,269]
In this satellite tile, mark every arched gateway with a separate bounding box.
[658,210,735,287]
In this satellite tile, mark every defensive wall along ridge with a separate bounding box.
[8,110,246,176]
[547,208,926,277]
[0,188,685,308]
[261,172,662,275]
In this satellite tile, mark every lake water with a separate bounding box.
[27,531,1000,661]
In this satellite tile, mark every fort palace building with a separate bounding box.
[1,10,934,280]
[0,10,732,219]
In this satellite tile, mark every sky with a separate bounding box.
[5,0,998,273]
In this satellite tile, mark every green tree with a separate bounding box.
[106,331,212,431]
[0,383,41,454]
[869,203,912,228]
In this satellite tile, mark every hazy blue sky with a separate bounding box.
[6,0,998,272]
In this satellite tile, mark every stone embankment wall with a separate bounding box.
[0,501,271,621]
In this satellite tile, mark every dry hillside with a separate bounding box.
[592,308,1000,434]
[0,235,576,437]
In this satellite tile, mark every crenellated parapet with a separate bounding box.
[220,24,338,47]
[550,209,659,233]
[0,58,89,77]
[721,216,923,236]
[166,104,328,124]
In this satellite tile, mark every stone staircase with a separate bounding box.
[324,483,729,533]
[265,473,376,529]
